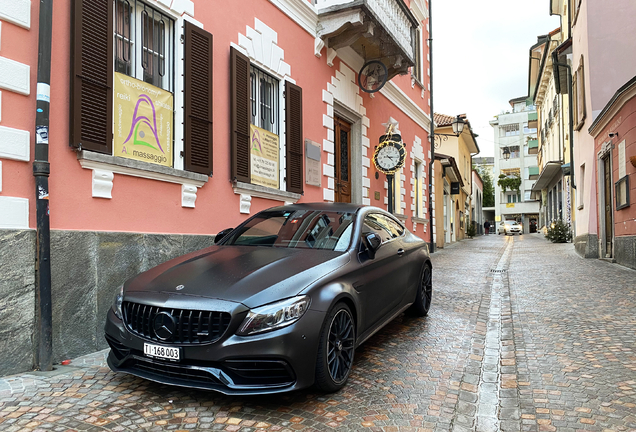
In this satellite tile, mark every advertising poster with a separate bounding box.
[114,72,174,167]
[250,124,279,189]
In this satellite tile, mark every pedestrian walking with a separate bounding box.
[484,220,491,235]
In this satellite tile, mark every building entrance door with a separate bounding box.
[334,117,352,203]
[603,155,613,257]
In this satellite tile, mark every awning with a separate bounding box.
[528,139,538,149]
[531,161,563,192]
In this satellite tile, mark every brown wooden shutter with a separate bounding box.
[230,47,251,183]
[285,81,303,194]
[184,21,214,175]
[70,0,113,153]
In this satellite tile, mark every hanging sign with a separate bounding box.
[114,73,174,167]
[250,124,279,189]
[450,182,460,195]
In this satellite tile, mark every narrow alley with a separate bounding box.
[2,234,635,432]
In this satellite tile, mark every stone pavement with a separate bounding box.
[1,234,635,431]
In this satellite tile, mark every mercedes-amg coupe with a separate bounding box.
[105,203,432,394]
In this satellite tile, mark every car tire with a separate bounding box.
[315,303,356,393]
[409,264,432,317]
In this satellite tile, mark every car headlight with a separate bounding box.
[237,296,310,336]
[112,285,124,319]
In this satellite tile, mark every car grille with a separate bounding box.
[127,357,223,385]
[123,302,231,344]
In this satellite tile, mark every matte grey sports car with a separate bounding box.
[105,203,432,395]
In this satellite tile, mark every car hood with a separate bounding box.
[124,245,350,308]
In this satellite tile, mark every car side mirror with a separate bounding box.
[214,228,234,244]
[362,233,382,259]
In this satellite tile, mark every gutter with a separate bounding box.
[33,0,54,370]
[551,47,576,241]
[428,0,435,253]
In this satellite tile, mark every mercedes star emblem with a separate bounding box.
[176,284,185,291]
[153,312,177,341]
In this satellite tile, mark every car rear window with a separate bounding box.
[223,210,355,251]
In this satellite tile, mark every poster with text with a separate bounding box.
[250,124,279,189]
[114,72,174,167]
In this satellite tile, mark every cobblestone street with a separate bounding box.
[2,234,636,432]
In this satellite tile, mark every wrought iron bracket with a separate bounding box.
[433,133,457,149]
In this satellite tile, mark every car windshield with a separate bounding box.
[223,210,356,251]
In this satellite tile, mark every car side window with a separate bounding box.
[381,216,404,238]
[362,214,392,243]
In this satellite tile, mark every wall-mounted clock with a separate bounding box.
[358,60,388,93]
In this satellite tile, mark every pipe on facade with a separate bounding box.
[552,52,576,242]
[427,0,435,253]
[33,0,54,371]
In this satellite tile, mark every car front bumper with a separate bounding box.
[104,307,326,395]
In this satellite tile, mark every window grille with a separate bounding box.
[250,66,279,135]
[114,0,175,92]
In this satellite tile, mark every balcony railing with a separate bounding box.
[316,0,418,78]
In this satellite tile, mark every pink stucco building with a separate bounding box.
[0,0,432,374]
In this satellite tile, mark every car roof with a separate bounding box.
[264,202,366,213]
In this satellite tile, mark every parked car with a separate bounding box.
[104,203,432,395]
[498,220,522,235]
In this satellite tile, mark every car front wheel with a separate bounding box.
[315,303,356,392]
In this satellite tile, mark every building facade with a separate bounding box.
[0,0,432,375]
[432,113,479,248]
[549,0,636,258]
[528,29,573,233]
[490,98,540,233]
[588,76,636,269]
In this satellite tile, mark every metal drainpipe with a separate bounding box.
[33,0,54,371]
[553,54,576,241]
[427,0,435,253]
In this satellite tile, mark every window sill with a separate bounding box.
[412,216,429,224]
[77,151,208,206]
[392,213,408,221]
[77,151,209,186]
[232,181,301,203]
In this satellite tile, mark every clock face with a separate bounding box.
[377,145,401,170]
[373,142,405,174]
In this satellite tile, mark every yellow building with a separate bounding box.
[432,114,480,248]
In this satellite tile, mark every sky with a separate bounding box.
[432,0,560,157]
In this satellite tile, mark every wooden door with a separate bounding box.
[334,117,352,203]
[603,155,613,257]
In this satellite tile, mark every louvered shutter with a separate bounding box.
[70,0,113,153]
[184,22,214,175]
[230,47,251,183]
[285,81,303,194]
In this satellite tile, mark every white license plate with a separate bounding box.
[143,343,180,361]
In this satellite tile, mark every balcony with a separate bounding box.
[315,0,419,79]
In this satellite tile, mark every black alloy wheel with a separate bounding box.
[410,264,432,317]
[315,303,355,392]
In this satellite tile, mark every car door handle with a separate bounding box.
[397,249,405,256]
